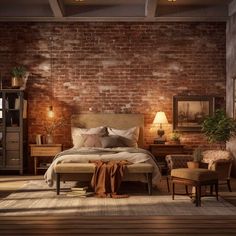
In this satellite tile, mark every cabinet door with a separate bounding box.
[6,150,20,167]
[5,92,21,128]
[6,132,20,150]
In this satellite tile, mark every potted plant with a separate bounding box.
[187,147,203,169]
[11,66,26,88]
[201,109,236,149]
[169,131,181,144]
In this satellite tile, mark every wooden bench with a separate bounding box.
[54,163,154,195]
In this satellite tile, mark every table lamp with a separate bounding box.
[153,111,168,144]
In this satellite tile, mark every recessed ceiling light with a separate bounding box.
[75,0,84,2]
[168,0,176,2]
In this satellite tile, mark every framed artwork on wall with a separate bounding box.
[173,95,214,132]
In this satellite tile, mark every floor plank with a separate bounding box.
[0,216,236,235]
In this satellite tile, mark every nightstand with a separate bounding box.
[149,143,185,174]
[30,144,62,175]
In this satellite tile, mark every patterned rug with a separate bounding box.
[0,180,235,216]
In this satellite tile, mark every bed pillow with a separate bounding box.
[107,126,140,147]
[100,135,127,148]
[71,126,107,148]
[81,134,102,147]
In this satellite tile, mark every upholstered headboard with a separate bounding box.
[71,113,144,148]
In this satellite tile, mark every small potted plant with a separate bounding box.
[11,66,26,88]
[169,131,181,144]
[187,147,203,169]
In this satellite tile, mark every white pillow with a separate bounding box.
[71,127,107,148]
[107,126,140,147]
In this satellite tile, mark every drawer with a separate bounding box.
[31,146,61,157]
[6,132,20,150]
[6,132,20,141]
[6,151,20,166]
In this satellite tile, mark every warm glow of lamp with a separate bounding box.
[48,105,54,118]
[153,111,168,144]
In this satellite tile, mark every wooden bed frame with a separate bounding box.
[54,113,154,195]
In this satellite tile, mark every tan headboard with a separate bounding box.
[71,113,144,148]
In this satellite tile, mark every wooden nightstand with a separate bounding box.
[30,144,62,175]
[149,143,185,174]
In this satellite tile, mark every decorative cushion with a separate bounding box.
[202,150,232,169]
[81,134,102,148]
[171,168,218,182]
[100,135,127,148]
[71,127,107,148]
[107,126,139,147]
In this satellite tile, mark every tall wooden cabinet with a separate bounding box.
[0,89,27,174]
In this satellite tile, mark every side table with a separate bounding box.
[149,144,185,174]
[30,144,62,175]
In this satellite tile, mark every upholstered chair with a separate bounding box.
[202,150,232,192]
[165,154,193,192]
[166,150,233,192]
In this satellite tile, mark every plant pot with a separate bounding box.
[187,161,199,169]
[169,140,180,145]
[11,77,23,89]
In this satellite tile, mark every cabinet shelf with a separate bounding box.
[0,89,27,174]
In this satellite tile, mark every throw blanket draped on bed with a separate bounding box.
[90,160,132,198]
[44,147,161,187]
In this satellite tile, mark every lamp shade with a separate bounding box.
[153,111,168,124]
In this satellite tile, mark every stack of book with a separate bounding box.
[67,186,94,197]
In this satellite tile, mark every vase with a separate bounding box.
[46,134,54,144]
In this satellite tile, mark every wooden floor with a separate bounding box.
[0,215,236,235]
[0,175,236,235]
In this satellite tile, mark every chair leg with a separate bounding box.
[210,185,213,195]
[56,173,60,195]
[172,182,175,200]
[196,185,201,207]
[147,173,152,195]
[166,176,170,193]
[227,179,232,192]
[215,182,219,201]
[185,185,189,195]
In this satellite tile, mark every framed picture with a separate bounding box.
[173,96,214,132]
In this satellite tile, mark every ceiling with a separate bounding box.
[0,0,235,22]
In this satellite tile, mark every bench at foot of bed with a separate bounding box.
[54,163,154,196]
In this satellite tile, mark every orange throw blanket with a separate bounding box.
[90,160,132,198]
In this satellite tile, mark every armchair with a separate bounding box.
[165,150,233,192]
[165,154,193,192]
[202,150,232,192]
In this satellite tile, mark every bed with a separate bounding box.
[44,113,161,194]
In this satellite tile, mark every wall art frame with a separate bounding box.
[173,95,214,132]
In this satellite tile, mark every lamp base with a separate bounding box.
[154,138,166,144]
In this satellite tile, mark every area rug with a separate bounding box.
[0,180,235,216]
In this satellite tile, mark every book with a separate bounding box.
[67,192,94,197]
[71,186,88,191]
[70,190,87,194]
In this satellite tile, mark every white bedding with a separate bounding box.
[44,147,161,187]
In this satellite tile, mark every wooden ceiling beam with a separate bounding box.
[49,0,65,18]
[229,0,236,16]
[0,16,228,22]
[145,0,158,18]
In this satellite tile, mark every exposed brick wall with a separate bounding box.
[0,22,226,150]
